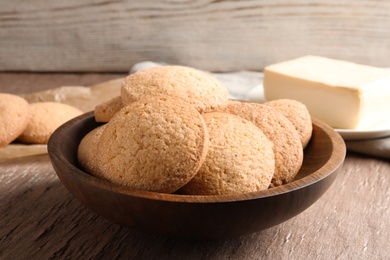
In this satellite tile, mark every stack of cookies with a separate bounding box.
[78,65,312,195]
[0,94,82,147]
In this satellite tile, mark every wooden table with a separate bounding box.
[1,73,389,259]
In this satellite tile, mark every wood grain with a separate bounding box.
[1,73,390,259]
[1,1,390,72]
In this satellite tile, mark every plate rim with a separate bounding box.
[336,127,390,140]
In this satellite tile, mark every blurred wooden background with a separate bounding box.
[1,0,390,72]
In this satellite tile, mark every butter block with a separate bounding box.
[264,55,390,130]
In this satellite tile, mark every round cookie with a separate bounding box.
[121,65,229,113]
[223,100,303,187]
[94,96,123,123]
[0,93,30,147]
[265,99,312,148]
[78,124,106,176]
[97,96,209,193]
[18,102,83,144]
[180,112,275,195]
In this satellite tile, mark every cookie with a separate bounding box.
[78,124,106,176]
[121,65,229,113]
[222,100,303,187]
[265,99,312,148]
[94,96,123,122]
[180,112,275,195]
[0,93,30,147]
[97,95,209,193]
[18,102,83,144]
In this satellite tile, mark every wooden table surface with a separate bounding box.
[1,73,389,259]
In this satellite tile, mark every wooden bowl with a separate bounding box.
[48,112,346,239]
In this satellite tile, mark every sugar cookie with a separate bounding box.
[94,96,123,123]
[0,93,30,147]
[18,102,83,144]
[265,99,312,148]
[180,112,275,195]
[78,124,106,176]
[222,101,303,187]
[97,96,209,193]
[121,65,229,113]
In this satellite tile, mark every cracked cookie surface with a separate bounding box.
[222,101,303,187]
[97,96,209,193]
[180,112,275,195]
[0,93,30,147]
[78,124,106,176]
[18,102,83,144]
[265,99,312,148]
[121,65,229,113]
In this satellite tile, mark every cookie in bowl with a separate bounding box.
[265,99,312,148]
[180,112,275,195]
[78,124,106,176]
[94,96,123,123]
[221,100,303,187]
[96,95,209,193]
[121,65,229,114]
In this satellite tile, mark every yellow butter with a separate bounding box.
[264,55,390,130]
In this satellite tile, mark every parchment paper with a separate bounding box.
[21,77,125,113]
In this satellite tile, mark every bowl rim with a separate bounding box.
[49,111,346,204]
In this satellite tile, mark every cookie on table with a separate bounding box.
[222,100,303,187]
[18,102,83,144]
[0,93,30,147]
[180,112,275,195]
[94,96,123,123]
[265,99,312,148]
[78,124,106,176]
[121,65,229,113]
[97,95,209,194]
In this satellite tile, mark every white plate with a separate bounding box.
[336,119,390,140]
